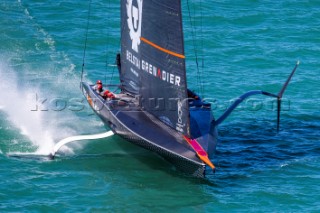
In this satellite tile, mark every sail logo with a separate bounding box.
[141,59,181,86]
[127,0,143,53]
[176,99,184,133]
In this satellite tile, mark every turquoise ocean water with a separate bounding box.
[1,0,319,212]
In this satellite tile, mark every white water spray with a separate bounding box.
[0,62,55,154]
[0,1,109,157]
[0,60,111,157]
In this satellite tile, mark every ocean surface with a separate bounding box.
[1,0,319,212]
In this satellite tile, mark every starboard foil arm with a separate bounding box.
[214,61,300,131]
[49,131,114,159]
[7,131,115,160]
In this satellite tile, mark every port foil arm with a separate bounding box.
[214,61,300,131]
[213,90,277,126]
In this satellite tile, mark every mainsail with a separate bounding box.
[121,0,190,136]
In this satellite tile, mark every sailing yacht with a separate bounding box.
[81,0,298,177]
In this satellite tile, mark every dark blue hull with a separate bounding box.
[82,82,217,177]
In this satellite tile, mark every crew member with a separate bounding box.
[93,80,104,95]
[93,80,115,99]
[102,90,115,99]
